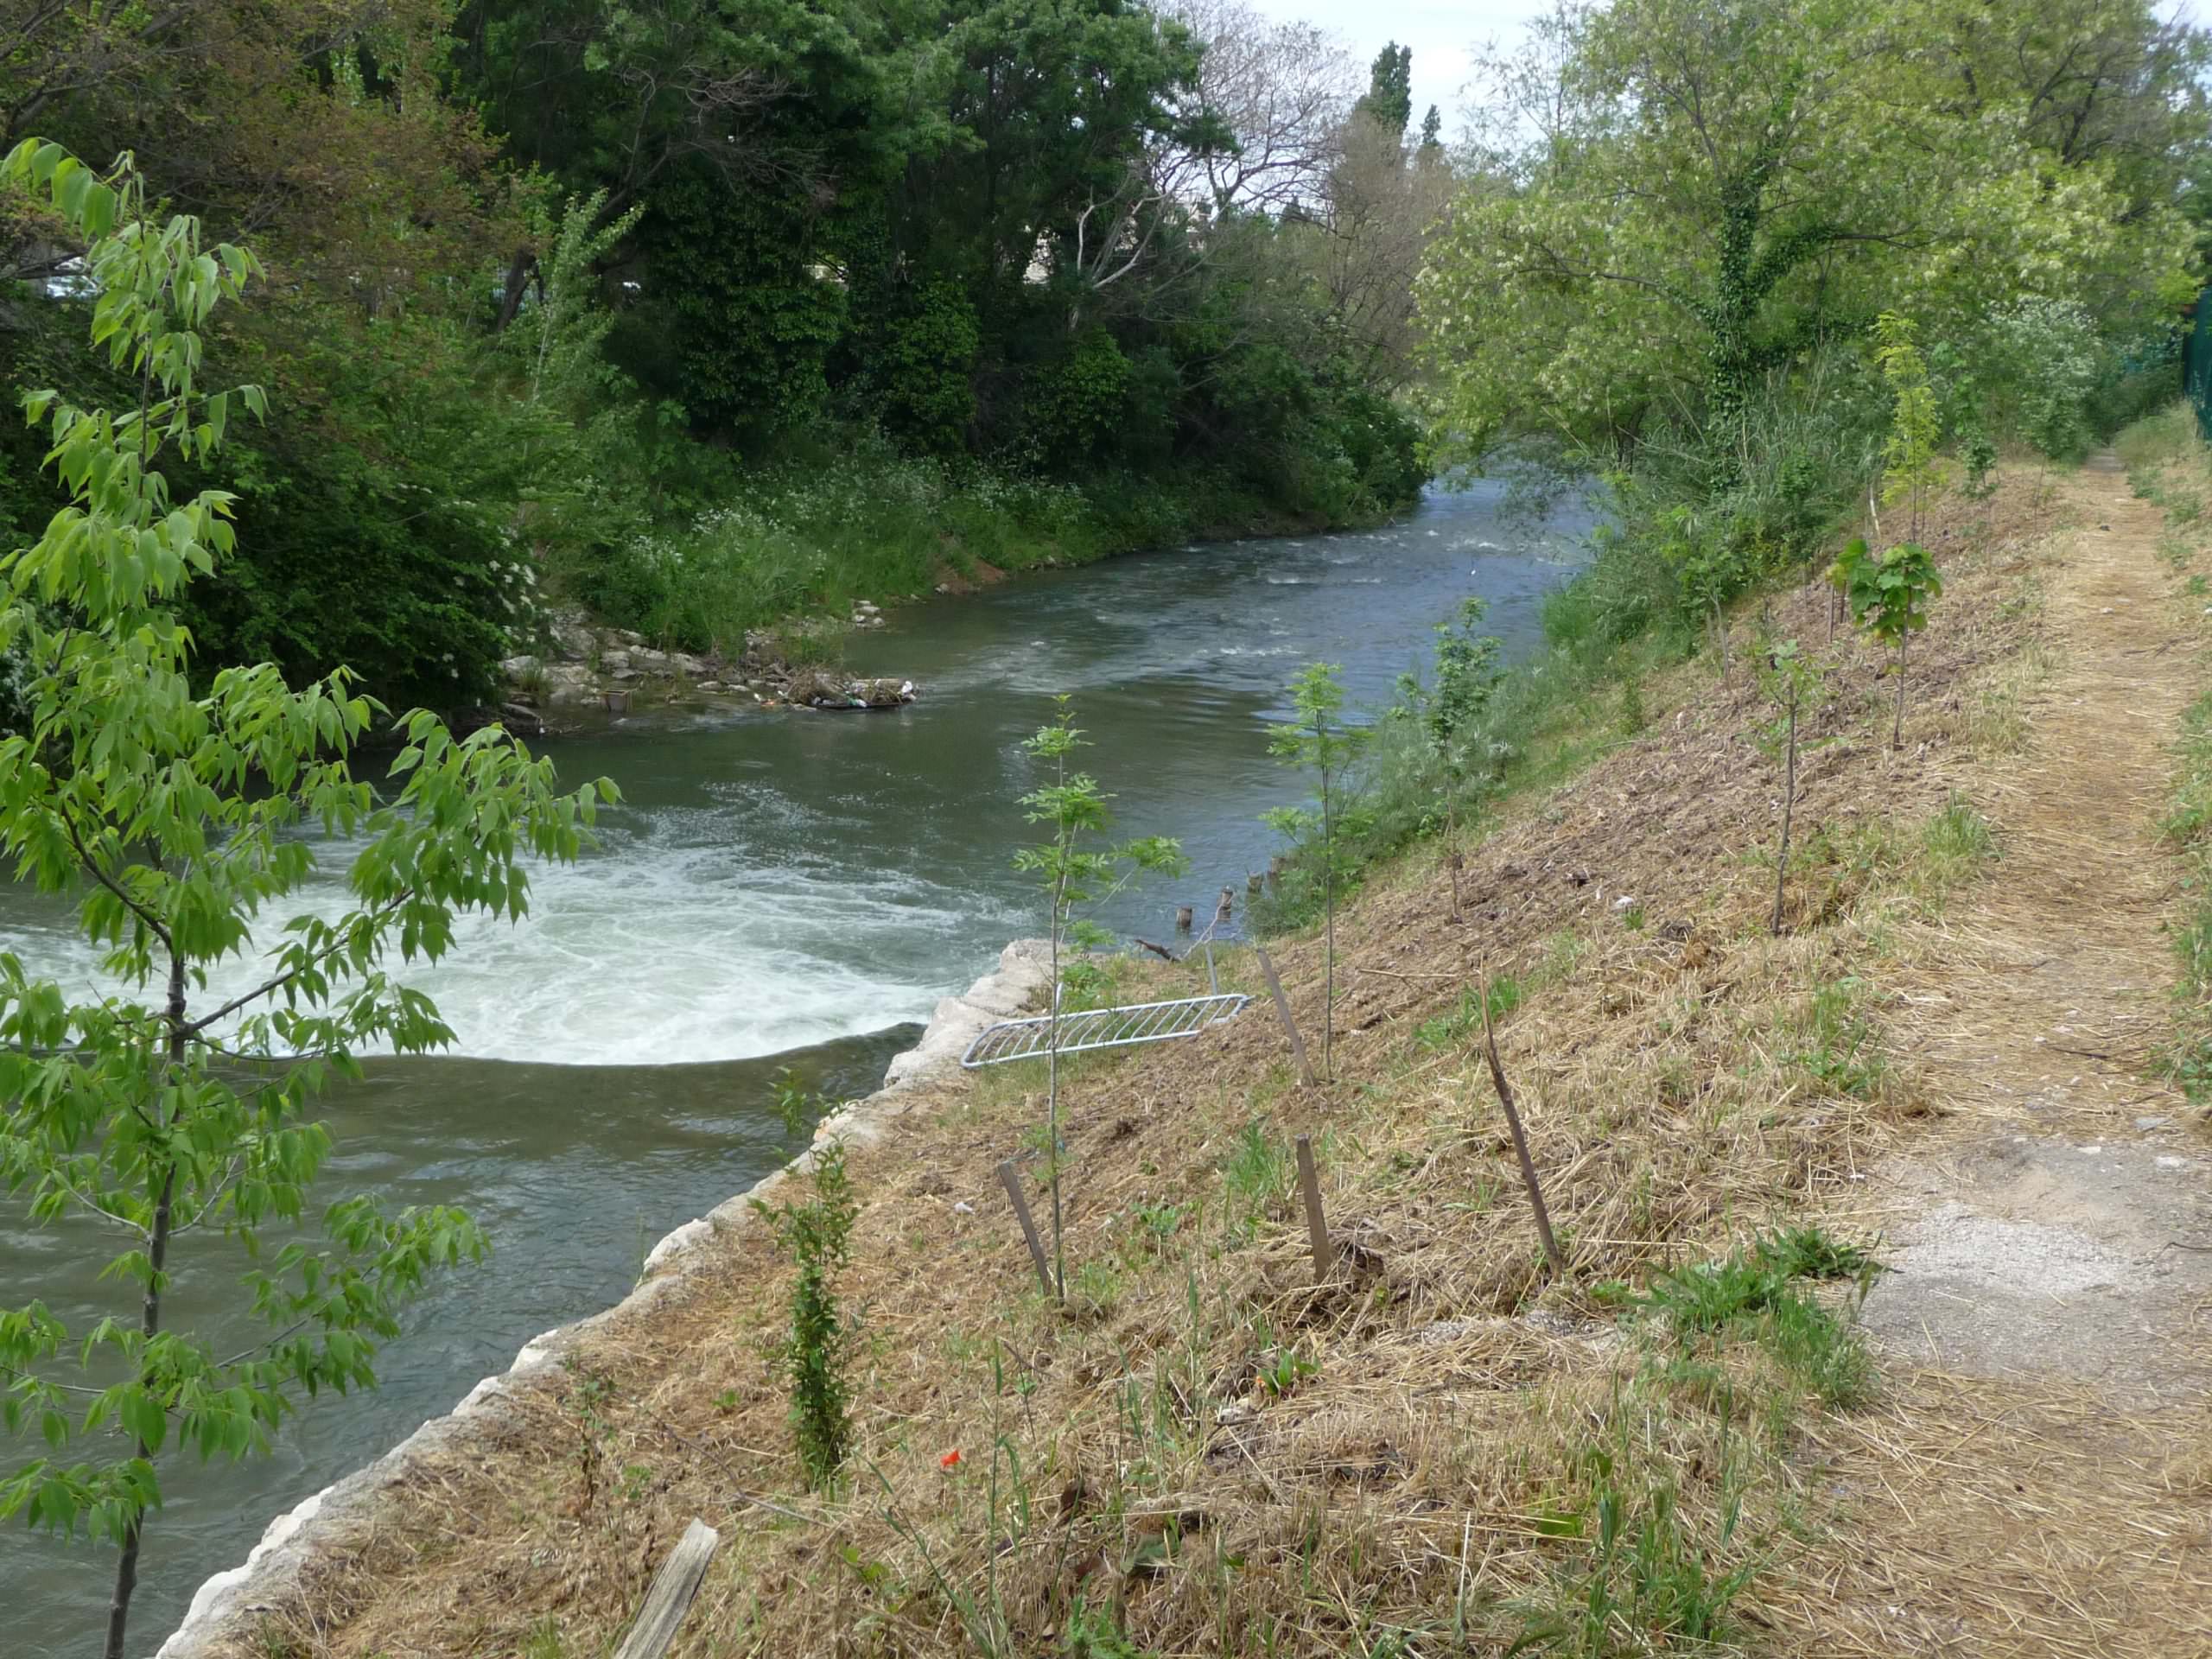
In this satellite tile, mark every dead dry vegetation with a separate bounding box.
[234,463,2212,1659]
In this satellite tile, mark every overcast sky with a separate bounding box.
[1250,0,1547,139]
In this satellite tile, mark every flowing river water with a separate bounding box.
[3,479,1592,1653]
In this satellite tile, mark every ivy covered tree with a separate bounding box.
[0,143,610,1659]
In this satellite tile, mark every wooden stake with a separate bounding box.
[1253,946,1314,1086]
[1248,872,1264,899]
[1175,904,1194,932]
[1217,885,1235,923]
[613,1518,721,1659]
[997,1160,1055,1296]
[1294,1135,1332,1281]
[1479,989,1566,1276]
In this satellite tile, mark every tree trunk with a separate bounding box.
[1319,746,1334,1084]
[108,955,188,1659]
[1046,865,1066,1302]
[1893,632,1907,747]
[493,247,538,333]
[1771,687,1796,937]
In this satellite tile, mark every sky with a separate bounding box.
[1250,0,1548,140]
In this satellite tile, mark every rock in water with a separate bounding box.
[785,671,918,709]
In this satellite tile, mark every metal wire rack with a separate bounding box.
[960,991,1249,1067]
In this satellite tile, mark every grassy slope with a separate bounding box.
[227,460,2204,1658]
[2123,407,2212,1099]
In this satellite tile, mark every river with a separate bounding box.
[2,478,1591,1654]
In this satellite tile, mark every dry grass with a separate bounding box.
[218,465,2212,1659]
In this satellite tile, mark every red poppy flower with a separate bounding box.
[940,1449,963,1471]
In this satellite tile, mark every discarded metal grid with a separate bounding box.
[960,993,1249,1068]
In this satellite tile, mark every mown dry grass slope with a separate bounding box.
[229,461,2210,1659]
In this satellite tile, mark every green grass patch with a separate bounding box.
[1612,1227,1883,1409]
[556,434,1383,656]
[1413,976,1524,1053]
[1217,1118,1292,1240]
[1785,977,1887,1101]
[1510,1471,1756,1656]
[1915,792,1999,905]
[2114,402,2202,470]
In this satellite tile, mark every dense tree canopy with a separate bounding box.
[6,0,2196,708]
[1420,0,2207,466]
[0,0,1438,705]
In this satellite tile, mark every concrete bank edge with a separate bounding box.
[152,938,1053,1659]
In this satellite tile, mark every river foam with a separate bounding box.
[0,826,1016,1068]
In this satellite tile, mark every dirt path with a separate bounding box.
[1810,457,2212,1656]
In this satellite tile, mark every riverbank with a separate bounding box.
[543,441,1416,701]
[13,481,1587,1656]
[156,454,2212,1656]
[503,449,1421,732]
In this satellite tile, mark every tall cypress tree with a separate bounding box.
[1355,42,1413,136]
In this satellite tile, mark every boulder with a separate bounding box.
[537,664,595,705]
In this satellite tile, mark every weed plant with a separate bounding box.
[1623,1228,1883,1408]
[1788,979,1888,1101]
[750,1125,860,1490]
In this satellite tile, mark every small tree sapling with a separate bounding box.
[1014,699,1184,1299]
[1266,664,1368,1083]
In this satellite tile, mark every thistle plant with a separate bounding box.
[1014,698,1183,1299]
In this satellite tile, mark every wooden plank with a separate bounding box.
[1294,1135,1332,1281]
[1480,992,1566,1276]
[997,1159,1055,1296]
[1253,946,1314,1086]
[613,1517,721,1659]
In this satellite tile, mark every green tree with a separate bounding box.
[0,143,610,1659]
[1266,664,1366,1082]
[1355,42,1412,137]
[1396,596,1502,748]
[1991,297,2104,466]
[751,1128,858,1491]
[1418,104,1443,159]
[1421,0,2202,470]
[1830,538,1942,747]
[1014,699,1183,1298]
[1873,313,1940,542]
